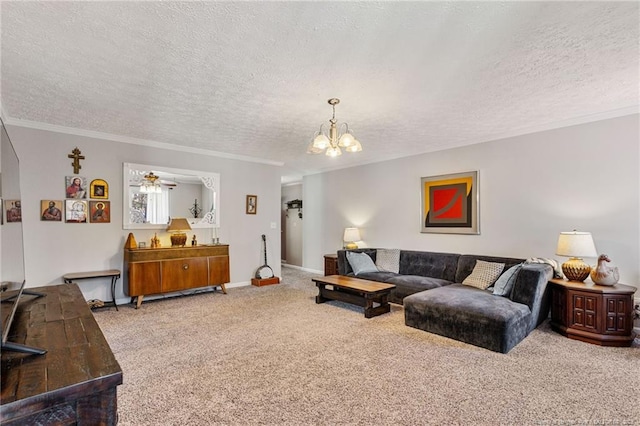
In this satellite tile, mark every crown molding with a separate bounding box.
[478,105,639,145]
[2,117,285,167]
[302,105,640,178]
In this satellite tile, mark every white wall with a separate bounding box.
[6,125,282,302]
[281,184,303,266]
[303,114,640,288]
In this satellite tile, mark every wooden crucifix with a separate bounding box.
[68,147,85,174]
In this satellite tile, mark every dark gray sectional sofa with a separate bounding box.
[336,249,553,353]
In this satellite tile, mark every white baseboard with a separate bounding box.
[282,264,323,274]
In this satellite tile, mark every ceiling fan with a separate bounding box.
[130,172,177,193]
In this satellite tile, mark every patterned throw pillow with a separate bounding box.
[492,263,523,296]
[346,251,378,275]
[462,260,505,290]
[376,249,401,273]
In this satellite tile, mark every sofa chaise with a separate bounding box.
[336,249,553,353]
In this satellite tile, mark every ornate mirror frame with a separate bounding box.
[122,162,220,230]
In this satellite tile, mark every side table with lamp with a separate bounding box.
[549,230,637,346]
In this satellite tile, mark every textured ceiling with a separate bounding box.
[1,2,638,183]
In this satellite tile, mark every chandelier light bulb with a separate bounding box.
[325,146,342,157]
[312,133,330,150]
[345,139,362,153]
[338,132,354,148]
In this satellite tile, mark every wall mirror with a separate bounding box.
[123,163,220,230]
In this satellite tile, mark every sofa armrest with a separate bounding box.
[510,263,553,331]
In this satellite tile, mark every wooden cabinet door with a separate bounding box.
[209,256,230,285]
[569,290,601,332]
[604,295,632,334]
[161,258,209,292]
[128,262,161,296]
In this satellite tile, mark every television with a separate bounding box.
[0,117,46,355]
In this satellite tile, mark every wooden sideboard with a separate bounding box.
[1,284,122,425]
[549,278,637,347]
[124,244,230,308]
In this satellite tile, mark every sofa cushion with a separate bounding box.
[347,271,400,283]
[404,284,532,353]
[338,249,377,275]
[493,264,523,296]
[399,250,460,281]
[376,249,401,273]
[455,254,525,283]
[386,275,453,305]
[462,260,505,290]
[346,251,378,275]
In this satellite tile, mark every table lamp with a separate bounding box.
[167,217,192,247]
[555,230,597,281]
[343,227,361,250]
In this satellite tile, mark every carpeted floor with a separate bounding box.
[94,267,640,425]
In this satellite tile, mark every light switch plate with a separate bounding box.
[270,222,277,229]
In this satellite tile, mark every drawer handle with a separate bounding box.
[182,264,189,270]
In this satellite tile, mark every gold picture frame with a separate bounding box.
[90,179,109,199]
[421,170,479,234]
[246,195,257,215]
[89,200,110,223]
[41,200,63,222]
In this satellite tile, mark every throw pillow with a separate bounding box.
[492,263,523,296]
[376,249,401,273]
[462,260,505,290]
[346,251,378,275]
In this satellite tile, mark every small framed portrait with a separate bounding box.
[65,199,88,223]
[4,199,21,223]
[41,200,63,222]
[89,200,110,223]
[65,176,87,199]
[90,179,109,199]
[246,195,257,215]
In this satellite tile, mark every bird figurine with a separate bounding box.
[590,254,619,286]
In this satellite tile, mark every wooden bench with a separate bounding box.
[63,269,121,311]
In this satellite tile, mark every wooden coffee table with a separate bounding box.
[312,275,396,318]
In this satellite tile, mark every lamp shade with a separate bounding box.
[343,227,361,243]
[167,217,191,247]
[343,227,361,250]
[556,231,597,258]
[167,217,192,232]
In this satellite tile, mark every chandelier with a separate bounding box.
[307,98,362,157]
[140,172,162,194]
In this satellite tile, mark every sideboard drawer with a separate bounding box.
[161,257,209,292]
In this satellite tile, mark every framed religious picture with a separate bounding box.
[89,200,110,223]
[421,171,479,234]
[41,200,63,222]
[65,199,88,223]
[246,195,257,215]
[4,199,21,223]
[65,176,88,199]
[90,179,109,199]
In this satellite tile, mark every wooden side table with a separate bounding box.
[324,254,338,276]
[548,278,637,347]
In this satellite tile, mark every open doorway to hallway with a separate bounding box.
[281,183,303,267]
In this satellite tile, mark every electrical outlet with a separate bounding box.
[270,222,277,229]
